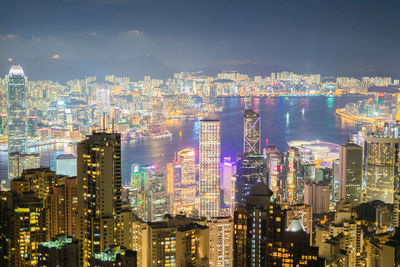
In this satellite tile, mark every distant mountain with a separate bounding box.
[0,54,176,82]
[189,62,291,77]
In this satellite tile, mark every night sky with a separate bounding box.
[1,0,400,80]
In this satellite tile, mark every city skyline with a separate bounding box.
[3,0,400,265]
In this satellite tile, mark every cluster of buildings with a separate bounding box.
[3,65,400,266]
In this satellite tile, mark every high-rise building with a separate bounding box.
[77,131,122,265]
[7,65,27,154]
[38,235,82,267]
[207,217,233,267]
[56,154,77,177]
[221,157,236,214]
[141,214,209,266]
[129,164,145,219]
[143,166,169,222]
[243,109,261,154]
[9,192,47,266]
[199,119,221,219]
[234,153,266,207]
[339,142,363,205]
[286,147,301,204]
[176,148,198,216]
[304,182,330,214]
[234,182,283,266]
[364,135,400,204]
[8,152,40,180]
[7,65,28,180]
[50,177,78,238]
[234,182,322,266]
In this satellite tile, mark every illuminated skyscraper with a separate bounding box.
[50,177,78,238]
[199,119,221,219]
[364,135,399,204]
[234,153,266,207]
[339,142,363,205]
[177,148,198,216]
[243,109,261,154]
[143,166,169,222]
[7,65,27,180]
[76,132,122,265]
[221,157,236,213]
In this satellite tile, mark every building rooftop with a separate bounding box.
[287,218,305,232]
[56,154,76,160]
[9,65,24,76]
[250,181,273,197]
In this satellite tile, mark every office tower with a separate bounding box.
[177,148,198,216]
[221,157,236,213]
[284,204,313,245]
[56,154,77,177]
[235,153,266,207]
[8,152,40,180]
[243,109,261,154]
[207,217,233,267]
[50,177,78,238]
[143,166,169,222]
[266,151,282,195]
[77,132,122,265]
[339,142,363,205]
[332,159,340,203]
[304,182,330,214]
[286,147,300,204]
[364,135,399,204]
[141,214,209,266]
[7,66,27,174]
[90,246,137,267]
[9,192,47,266]
[199,119,221,219]
[129,164,145,219]
[38,235,83,267]
[302,162,316,182]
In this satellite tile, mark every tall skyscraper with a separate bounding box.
[234,153,267,207]
[364,135,399,204]
[7,65,27,180]
[77,131,122,265]
[177,148,198,216]
[221,157,236,214]
[199,119,221,219]
[339,142,363,205]
[243,109,261,154]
